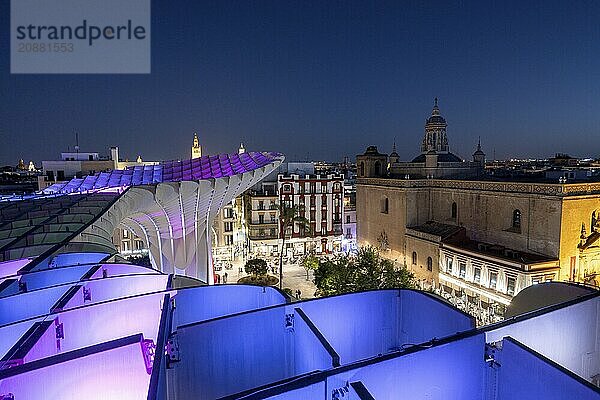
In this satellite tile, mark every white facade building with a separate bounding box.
[438,240,559,324]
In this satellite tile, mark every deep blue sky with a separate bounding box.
[1,0,600,165]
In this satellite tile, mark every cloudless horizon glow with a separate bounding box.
[1,0,600,165]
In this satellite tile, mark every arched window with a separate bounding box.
[451,202,457,219]
[512,209,521,229]
[359,162,365,177]
[412,251,417,265]
[374,161,381,176]
[381,197,389,214]
[427,257,433,271]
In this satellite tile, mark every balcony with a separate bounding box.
[247,190,278,198]
[254,204,278,211]
[248,231,279,240]
[249,220,278,226]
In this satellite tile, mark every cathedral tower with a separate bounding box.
[421,98,449,153]
[191,133,202,159]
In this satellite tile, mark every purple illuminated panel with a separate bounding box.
[44,152,283,194]
[0,259,31,280]
[0,336,151,400]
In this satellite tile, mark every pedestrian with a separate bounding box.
[223,272,228,284]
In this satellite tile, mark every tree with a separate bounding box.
[244,258,268,277]
[278,203,310,288]
[300,254,319,280]
[313,245,416,297]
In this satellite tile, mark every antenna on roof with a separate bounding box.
[74,130,80,153]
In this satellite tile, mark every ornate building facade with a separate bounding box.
[358,99,485,180]
[356,102,600,322]
[246,166,345,258]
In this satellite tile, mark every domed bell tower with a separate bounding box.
[421,98,449,154]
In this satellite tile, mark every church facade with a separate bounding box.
[385,99,485,179]
[356,101,600,322]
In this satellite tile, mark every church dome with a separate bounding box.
[427,114,446,124]
[411,152,463,163]
[363,145,384,156]
[472,138,485,158]
[426,98,446,124]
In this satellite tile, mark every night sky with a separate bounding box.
[1,0,600,165]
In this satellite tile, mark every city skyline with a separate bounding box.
[2,1,600,164]
[1,1,599,396]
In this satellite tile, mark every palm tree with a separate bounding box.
[278,203,310,289]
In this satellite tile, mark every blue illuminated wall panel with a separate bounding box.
[172,285,287,328]
[497,338,600,400]
[298,291,400,364]
[88,263,160,279]
[0,285,67,325]
[29,252,109,272]
[297,290,474,365]
[173,306,291,400]
[20,265,97,291]
[171,303,334,400]
[261,382,327,400]
[398,290,474,345]
[292,308,337,374]
[486,296,599,381]
[340,333,486,400]
[66,274,169,310]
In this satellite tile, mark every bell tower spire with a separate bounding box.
[421,98,449,153]
[472,136,485,165]
[191,132,202,159]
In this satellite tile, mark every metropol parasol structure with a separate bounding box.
[0,151,597,400]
